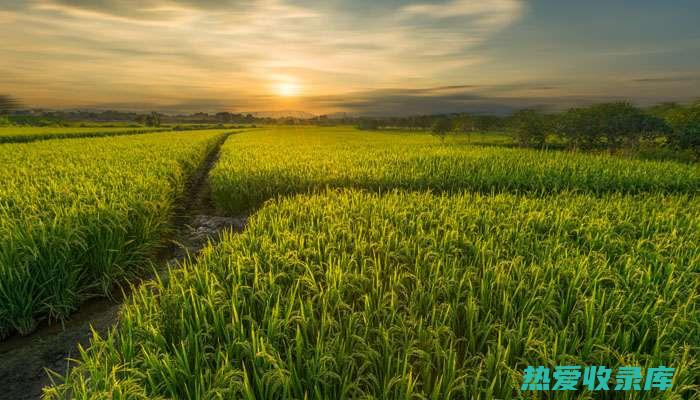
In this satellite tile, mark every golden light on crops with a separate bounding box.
[274,81,302,97]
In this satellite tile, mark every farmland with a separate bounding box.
[0,126,171,143]
[211,127,699,214]
[34,126,699,399]
[0,129,232,337]
[42,189,699,399]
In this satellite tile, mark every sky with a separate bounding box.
[1,0,699,116]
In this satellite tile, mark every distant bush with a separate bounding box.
[664,102,700,155]
[357,119,380,130]
[509,110,551,148]
[557,102,670,153]
[430,116,453,141]
[5,115,65,126]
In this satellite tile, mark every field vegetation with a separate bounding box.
[351,101,700,161]
[0,126,171,143]
[46,190,699,399]
[44,126,699,399]
[0,129,231,337]
[211,127,699,214]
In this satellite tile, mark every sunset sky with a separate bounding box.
[1,0,699,115]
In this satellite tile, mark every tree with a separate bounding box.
[510,110,548,148]
[0,95,20,115]
[665,102,700,154]
[647,102,682,119]
[558,108,599,150]
[636,111,671,144]
[588,102,669,153]
[473,115,506,131]
[215,112,233,123]
[143,111,161,127]
[431,117,453,142]
[357,119,380,130]
[454,114,475,142]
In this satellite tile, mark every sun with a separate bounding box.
[274,81,302,97]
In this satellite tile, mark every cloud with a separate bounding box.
[61,85,644,117]
[401,0,523,24]
[302,83,579,116]
[631,75,700,83]
[34,0,318,22]
[0,10,17,22]
[4,0,699,115]
[3,0,526,112]
[34,0,241,20]
[392,0,525,63]
[78,98,244,113]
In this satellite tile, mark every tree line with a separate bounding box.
[354,114,506,132]
[2,93,698,157]
[422,101,698,157]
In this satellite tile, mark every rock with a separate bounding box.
[178,215,247,253]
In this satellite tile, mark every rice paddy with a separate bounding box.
[0,126,171,143]
[210,127,699,214]
[0,129,230,337]
[45,189,700,399]
[37,128,700,399]
[1,126,697,398]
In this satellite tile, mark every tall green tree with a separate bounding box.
[510,110,549,148]
[588,102,669,153]
[431,117,453,142]
[143,111,161,127]
[454,114,475,143]
[558,108,603,150]
[665,101,700,154]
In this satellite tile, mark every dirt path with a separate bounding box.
[0,133,246,400]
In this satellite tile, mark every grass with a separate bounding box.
[44,190,700,399]
[0,129,231,337]
[210,127,700,214]
[0,126,171,143]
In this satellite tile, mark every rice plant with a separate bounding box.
[210,127,699,214]
[0,130,230,336]
[44,190,699,399]
[0,126,171,143]
[41,126,699,398]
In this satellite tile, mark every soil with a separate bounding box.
[0,133,246,400]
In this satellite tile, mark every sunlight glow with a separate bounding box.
[274,82,302,97]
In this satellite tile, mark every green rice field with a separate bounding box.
[0,126,171,143]
[45,189,699,399]
[0,126,696,398]
[211,127,699,214]
[0,129,231,336]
